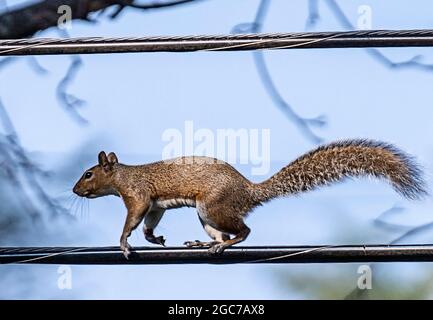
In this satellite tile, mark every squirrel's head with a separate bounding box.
[73,151,119,199]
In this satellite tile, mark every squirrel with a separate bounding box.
[73,139,427,258]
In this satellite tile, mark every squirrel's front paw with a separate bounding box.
[120,240,132,259]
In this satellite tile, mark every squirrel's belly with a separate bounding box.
[154,198,196,209]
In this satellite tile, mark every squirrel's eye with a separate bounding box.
[84,172,93,179]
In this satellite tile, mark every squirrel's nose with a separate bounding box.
[72,185,79,195]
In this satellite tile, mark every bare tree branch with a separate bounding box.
[344,206,433,299]
[373,204,433,243]
[0,56,14,69]
[53,29,87,124]
[0,0,117,39]
[324,0,433,71]
[0,0,204,39]
[233,0,326,144]
[0,0,204,124]
[252,51,327,144]
[56,55,87,124]
[306,0,319,30]
[123,0,201,10]
[0,99,68,219]
[26,56,49,74]
[373,205,409,232]
[390,222,433,244]
[110,0,202,17]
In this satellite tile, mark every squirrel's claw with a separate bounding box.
[145,234,166,247]
[208,243,227,254]
[122,249,130,260]
[154,236,166,247]
[120,240,132,259]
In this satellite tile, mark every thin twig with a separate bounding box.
[344,208,433,299]
[232,0,326,144]
[127,0,203,10]
[0,99,67,218]
[26,56,48,75]
[55,30,87,125]
[306,0,320,29]
[0,56,14,70]
[56,56,87,124]
[325,0,433,71]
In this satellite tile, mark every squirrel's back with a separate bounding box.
[122,156,255,205]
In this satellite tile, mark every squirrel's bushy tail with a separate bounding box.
[253,139,427,203]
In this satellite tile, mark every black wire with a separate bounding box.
[1,244,433,265]
[2,29,433,55]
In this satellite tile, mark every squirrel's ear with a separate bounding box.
[107,152,118,165]
[98,151,108,167]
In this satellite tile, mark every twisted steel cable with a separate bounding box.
[1,29,433,55]
[1,245,433,264]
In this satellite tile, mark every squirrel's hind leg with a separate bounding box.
[184,217,230,248]
[195,198,252,253]
[208,226,251,254]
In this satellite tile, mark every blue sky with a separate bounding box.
[2,0,433,299]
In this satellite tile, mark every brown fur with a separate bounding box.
[73,139,426,258]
